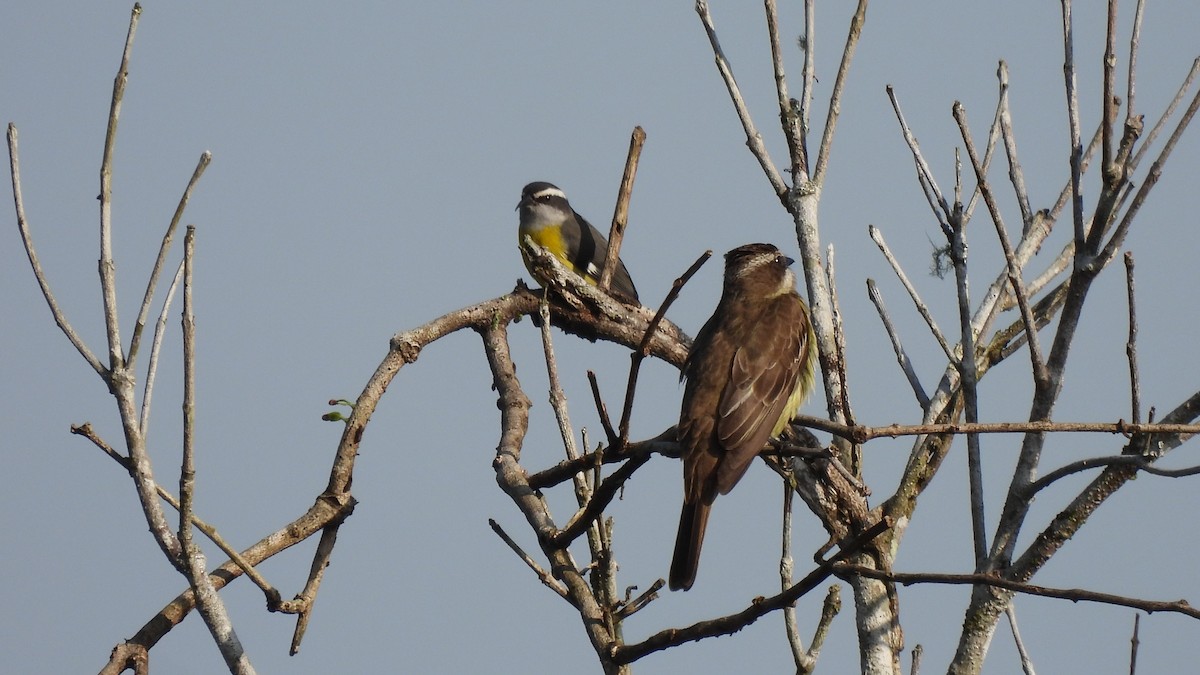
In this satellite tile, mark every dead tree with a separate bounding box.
[8,2,1199,674]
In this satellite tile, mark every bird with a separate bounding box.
[516,181,639,303]
[669,243,818,591]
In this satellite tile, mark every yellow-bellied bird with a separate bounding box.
[670,243,818,591]
[517,181,639,303]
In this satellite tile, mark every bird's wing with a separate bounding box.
[577,212,639,302]
[713,295,806,494]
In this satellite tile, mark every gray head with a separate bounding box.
[518,181,573,230]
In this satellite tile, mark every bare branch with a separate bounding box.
[1129,614,1141,675]
[695,0,788,198]
[780,482,811,672]
[866,279,930,410]
[538,298,581,465]
[141,261,185,433]
[618,249,711,447]
[953,102,1047,383]
[811,0,869,187]
[489,519,570,600]
[1060,0,1088,255]
[792,414,1200,444]
[615,579,665,620]
[128,151,211,367]
[550,453,650,547]
[868,225,953,361]
[886,86,951,228]
[612,518,892,665]
[1101,0,1118,177]
[179,227,198,550]
[825,245,856,427]
[98,3,143,373]
[940,182,988,566]
[836,564,1200,620]
[765,0,805,178]
[176,226,255,673]
[1130,57,1199,171]
[7,124,107,378]
[71,422,281,603]
[599,126,645,295]
[1096,82,1200,267]
[1126,0,1146,117]
[997,62,1033,231]
[483,323,618,667]
[1005,604,1037,675]
[799,0,816,151]
[1124,252,1141,423]
[586,370,619,448]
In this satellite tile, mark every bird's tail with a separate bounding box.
[669,498,712,591]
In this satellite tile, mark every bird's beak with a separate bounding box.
[783,256,796,267]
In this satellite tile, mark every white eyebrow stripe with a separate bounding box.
[533,187,567,200]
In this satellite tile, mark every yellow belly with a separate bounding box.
[771,319,819,437]
[519,224,590,282]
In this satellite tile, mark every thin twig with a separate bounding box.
[811,0,868,187]
[867,279,929,410]
[806,585,841,674]
[1025,453,1200,497]
[1129,58,1199,172]
[600,126,645,295]
[953,102,1047,383]
[799,0,816,151]
[71,422,280,600]
[612,518,892,665]
[886,86,952,228]
[780,478,810,672]
[1129,614,1141,675]
[1061,0,1088,255]
[98,3,143,373]
[835,563,1200,620]
[961,93,1004,226]
[587,370,619,449]
[695,0,788,198]
[791,414,1200,444]
[942,187,987,566]
[179,227,197,553]
[489,519,570,600]
[141,261,184,435]
[766,0,805,179]
[129,151,211,367]
[1127,0,1146,121]
[868,225,953,360]
[537,297,591,513]
[176,226,254,674]
[997,62,1033,231]
[616,579,665,620]
[1096,83,1200,268]
[7,124,107,378]
[617,250,711,447]
[1102,0,1118,179]
[825,244,855,427]
[550,453,650,547]
[1005,603,1038,675]
[1124,252,1141,424]
[528,427,677,491]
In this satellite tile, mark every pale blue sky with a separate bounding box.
[4,2,1199,673]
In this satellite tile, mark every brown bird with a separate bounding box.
[670,243,818,591]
